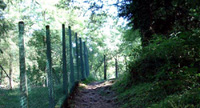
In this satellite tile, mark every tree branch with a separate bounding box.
[0,65,10,79]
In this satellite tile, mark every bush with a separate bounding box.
[129,30,200,93]
[81,75,96,84]
[114,29,200,107]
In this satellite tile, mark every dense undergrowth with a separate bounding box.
[114,30,200,108]
[81,75,96,84]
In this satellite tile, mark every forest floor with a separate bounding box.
[67,80,119,108]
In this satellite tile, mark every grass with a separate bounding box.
[150,88,200,108]
[113,74,200,108]
[113,81,155,108]
[0,88,20,108]
[0,85,63,108]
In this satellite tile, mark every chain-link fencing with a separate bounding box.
[0,22,90,108]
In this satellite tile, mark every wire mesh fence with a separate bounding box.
[0,22,90,108]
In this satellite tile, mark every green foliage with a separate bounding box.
[114,75,200,108]
[119,0,200,46]
[115,0,200,107]
[130,30,200,89]
[115,29,200,107]
[0,85,63,108]
[0,0,124,107]
[150,88,200,108]
[114,77,165,108]
[0,0,6,10]
[0,20,13,39]
[27,30,47,85]
[0,89,20,107]
[82,75,96,84]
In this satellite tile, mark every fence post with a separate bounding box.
[46,25,54,108]
[115,57,118,78]
[86,47,90,75]
[83,42,90,77]
[62,24,68,94]
[83,42,87,78]
[75,33,80,81]
[68,26,74,85]
[79,38,85,80]
[104,55,107,80]
[18,21,28,108]
[86,46,90,77]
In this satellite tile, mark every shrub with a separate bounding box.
[129,30,200,94]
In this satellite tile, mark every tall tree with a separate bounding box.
[119,0,200,46]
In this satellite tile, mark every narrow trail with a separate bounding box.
[67,80,119,108]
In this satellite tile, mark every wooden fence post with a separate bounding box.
[79,38,85,80]
[83,42,87,77]
[75,33,80,81]
[62,24,68,94]
[46,25,54,108]
[86,45,90,77]
[19,21,28,108]
[84,42,90,77]
[68,26,74,85]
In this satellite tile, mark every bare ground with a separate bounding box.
[67,80,119,108]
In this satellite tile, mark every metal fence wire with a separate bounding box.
[0,22,90,108]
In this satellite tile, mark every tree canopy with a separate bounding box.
[119,0,200,46]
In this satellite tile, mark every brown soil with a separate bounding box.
[67,80,119,108]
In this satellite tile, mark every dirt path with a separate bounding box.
[68,80,119,108]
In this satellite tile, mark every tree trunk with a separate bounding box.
[9,54,13,90]
[104,55,107,80]
[94,59,104,73]
[124,56,128,71]
[115,58,118,79]
[0,70,2,85]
